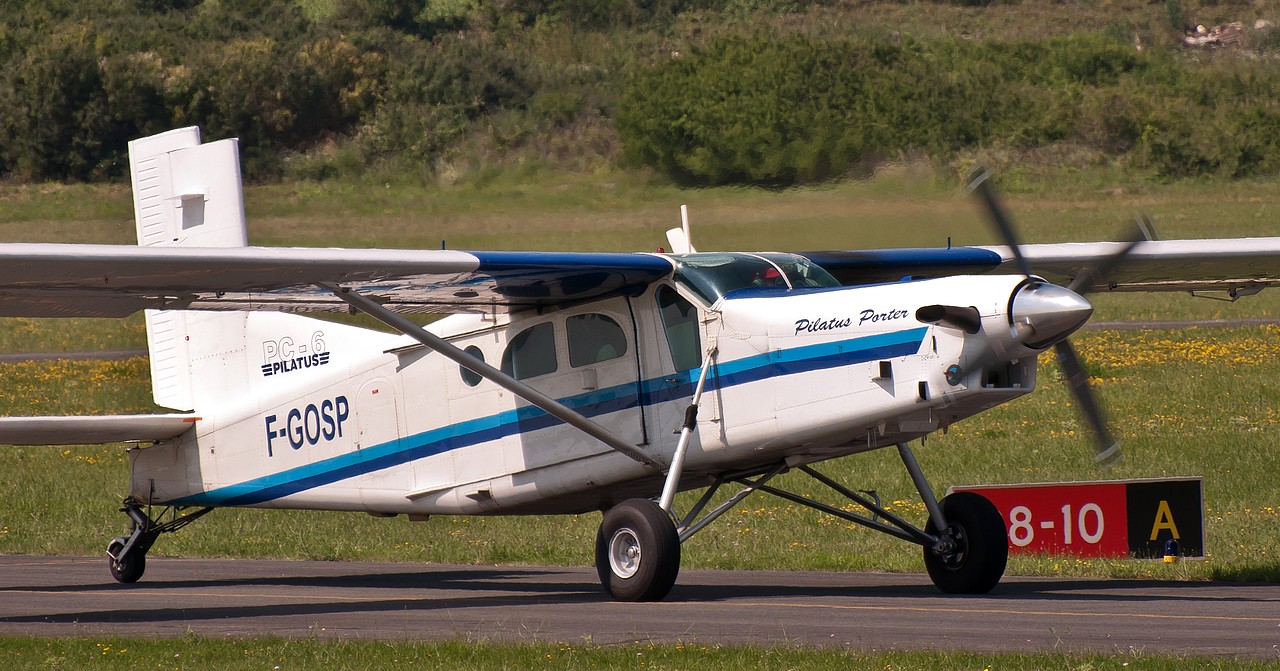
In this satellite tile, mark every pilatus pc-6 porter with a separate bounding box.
[2,127,1279,600]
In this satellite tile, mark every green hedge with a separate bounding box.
[616,31,1280,185]
[5,1,1280,185]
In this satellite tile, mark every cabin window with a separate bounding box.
[657,285,702,371]
[501,322,558,380]
[672,252,839,303]
[759,253,840,288]
[567,314,628,367]
[459,345,485,387]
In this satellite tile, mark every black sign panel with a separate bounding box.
[1125,479,1204,558]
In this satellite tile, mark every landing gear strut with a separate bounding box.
[106,497,213,584]
[649,442,1008,598]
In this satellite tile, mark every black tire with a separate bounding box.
[107,537,146,584]
[922,491,1008,595]
[595,499,681,602]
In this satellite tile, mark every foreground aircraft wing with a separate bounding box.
[0,245,674,318]
[806,237,1280,294]
[5,237,1280,318]
[0,414,197,445]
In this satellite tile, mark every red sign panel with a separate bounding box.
[953,478,1204,559]
[957,482,1129,557]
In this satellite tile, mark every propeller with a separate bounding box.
[965,167,1147,466]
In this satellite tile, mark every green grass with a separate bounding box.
[2,167,1280,666]
[6,635,1274,671]
[0,317,147,354]
[1,167,1278,578]
[1,327,1276,583]
[6,161,1280,249]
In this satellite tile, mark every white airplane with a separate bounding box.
[2,127,1280,601]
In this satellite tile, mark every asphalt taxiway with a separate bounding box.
[0,556,1276,658]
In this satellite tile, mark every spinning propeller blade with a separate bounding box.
[967,166,1142,465]
[967,167,1032,278]
[1054,338,1121,465]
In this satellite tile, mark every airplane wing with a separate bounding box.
[978,239,1280,294]
[0,245,675,317]
[3,238,1279,319]
[0,414,197,445]
[805,237,1280,295]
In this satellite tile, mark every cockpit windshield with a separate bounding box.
[670,252,841,304]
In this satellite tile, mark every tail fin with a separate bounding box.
[131,127,249,411]
[128,126,247,249]
[129,128,398,413]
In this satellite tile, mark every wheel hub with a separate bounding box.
[936,523,969,569]
[608,527,642,579]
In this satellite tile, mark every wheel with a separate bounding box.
[107,537,146,584]
[595,499,680,602]
[922,491,1008,594]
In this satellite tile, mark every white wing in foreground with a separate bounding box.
[808,238,1280,295]
[0,245,674,318]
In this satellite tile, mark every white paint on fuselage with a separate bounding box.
[132,274,1043,517]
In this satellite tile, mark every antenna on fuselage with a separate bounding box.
[665,204,697,254]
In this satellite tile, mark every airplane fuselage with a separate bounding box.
[131,262,1046,518]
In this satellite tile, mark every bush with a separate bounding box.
[0,3,390,180]
[617,29,1280,185]
[0,24,113,180]
[353,33,535,165]
[617,32,1044,185]
[7,2,1280,186]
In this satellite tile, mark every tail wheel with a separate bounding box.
[595,499,680,602]
[107,537,146,584]
[923,491,1008,594]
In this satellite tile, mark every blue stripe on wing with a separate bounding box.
[803,247,1003,286]
[348,251,675,310]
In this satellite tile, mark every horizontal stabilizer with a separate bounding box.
[0,414,197,446]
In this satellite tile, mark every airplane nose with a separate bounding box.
[1010,282,1094,349]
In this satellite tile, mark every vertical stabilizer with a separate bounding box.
[129,126,248,248]
[129,127,249,411]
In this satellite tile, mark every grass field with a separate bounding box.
[1,167,1277,575]
[7,636,1278,671]
[2,327,1276,583]
[1,167,1278,665]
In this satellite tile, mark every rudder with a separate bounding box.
[129,127,248,411]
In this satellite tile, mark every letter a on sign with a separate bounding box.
[1149,499,1180,541]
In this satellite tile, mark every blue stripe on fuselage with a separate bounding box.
[173,327,926,506]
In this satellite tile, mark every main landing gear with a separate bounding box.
[106,497,213,583]
[922,491,1008,594]
[593,443,1008,601]
[595,499,681,601]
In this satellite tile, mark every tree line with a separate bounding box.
[3,0,1279,185]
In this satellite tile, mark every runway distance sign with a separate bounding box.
[950,478,1204,559]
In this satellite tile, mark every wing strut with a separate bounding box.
[321,284,665,471]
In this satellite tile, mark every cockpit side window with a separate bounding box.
[656,285,702,372]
